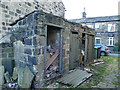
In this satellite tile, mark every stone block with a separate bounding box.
[23,19,26,25]
[0,66,5,85]
[18,21,23,25]
[24,38,32,45]
[2,43,13,48]
[2,47,13,53]
[34,30,37,34]
[38,36,45,45]
[24,48,32,55]
[22,67,34,88]
[27,14,33,23]
[35,48,40,55]
[28,56,37,65]
[18,68,24,87]
[16,9,21,14]
[33,37,37,46]
[27,31,33,36]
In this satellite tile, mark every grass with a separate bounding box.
[78,56,119,88]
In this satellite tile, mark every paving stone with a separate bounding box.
[18,68,24,87]
[28,56,37,65]
[0,66,5,85]
[24,48,32,55]
[22,67,34,88]
[24,38,32,45]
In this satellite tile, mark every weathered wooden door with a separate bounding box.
[88,35,94,63]
[69,32,80,70]
[86,35,94,64]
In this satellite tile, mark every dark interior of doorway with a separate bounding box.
[46,25,61,79]
[81,33,85,66]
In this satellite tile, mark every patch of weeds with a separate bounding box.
[77,86,90,89]
[115,74,119,79]
[90,72,104,86]
[112,81,119,87]
[43,87,49,90]
[102,56,119,63]
[69,86,73,88]
[97,64,108,74]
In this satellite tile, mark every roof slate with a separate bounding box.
[70,15,120,23]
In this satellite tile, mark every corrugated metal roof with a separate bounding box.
[57,69,92,87]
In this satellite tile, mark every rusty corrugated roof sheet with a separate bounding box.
[57,69,92,87]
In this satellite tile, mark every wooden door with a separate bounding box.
[69,32,80,70]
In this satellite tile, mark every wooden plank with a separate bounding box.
[47,51,58,67]
[46,50,59,70]
[47,51,50,62]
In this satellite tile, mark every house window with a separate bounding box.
[108,24,115,32]
[95,37,101,44]
[95,23,99,28]
[108,37,114,46]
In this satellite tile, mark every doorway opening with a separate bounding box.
[46,25,62,79]
[81,33,85,66]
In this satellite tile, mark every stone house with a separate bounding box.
[71,11,120,51]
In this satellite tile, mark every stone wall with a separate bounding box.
[0,10,95,88]
[0,0,65,39]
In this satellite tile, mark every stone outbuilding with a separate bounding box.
[0,10,95,88]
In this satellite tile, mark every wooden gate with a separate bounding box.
[69,32,80,70]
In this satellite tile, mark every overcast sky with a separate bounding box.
[62,0,120,19]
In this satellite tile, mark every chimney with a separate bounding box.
[82,7,86,18]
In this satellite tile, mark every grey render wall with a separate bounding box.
[0,0,65,39]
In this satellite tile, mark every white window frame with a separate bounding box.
[108,37,114,46]
[108,24,115,32]
[95,37,101,45]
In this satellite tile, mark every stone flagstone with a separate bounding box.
[22,67,34,88]
[0,66,5,85]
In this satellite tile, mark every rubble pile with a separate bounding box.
[0,66,34,88]
[46,45,59,79]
